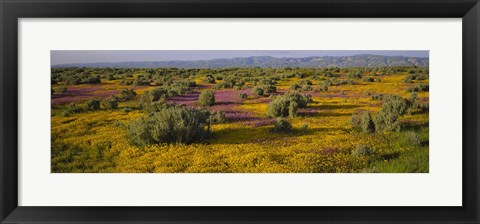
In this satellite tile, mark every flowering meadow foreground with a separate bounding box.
[51,66,429,173]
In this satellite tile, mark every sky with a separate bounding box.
[51,50,429,65]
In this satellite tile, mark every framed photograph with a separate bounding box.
[1,0,479,223]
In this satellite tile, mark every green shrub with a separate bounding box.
[347,71,362,79]
[351,111,375,133]
[407,83,429,92]
[140,88,167,107]
[198,90,215,106]
[301,85,313,92]
[295,73,306,78]
[128,105,210,146]
[272,118,292,133]
[120,80,133,86]
[409,92,418,102]
[371,94,384,101]
[403,131,422,146]
[239,93,248,100]
[318,83,328,92]
[143,101,168,115]
[413,101,429,113]
[322,72,333,77]
[119,89,137,101]
[298,79,312,85]
[63,76,81,85]
[289,83,301,91]
[362,77,374,82]
[252,86,264,96]
[417,83,429,92]
[374,95,407,132]
[133,77,150,86]
[61,110,71,117]
[346,79,356,85]
[204,75,216,84]
[267,92,310,118]
[416,73,429,80]
[66,103,83,114]
[54,86,67,94]
[209,111,227,124]
[264,85,277,94]
[85,99,100,110]
[352,144,374,157]
[101,96,119,110]
[82,75,101,84]
[404,75,415,83]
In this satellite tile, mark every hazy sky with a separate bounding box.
[51,50,429,65]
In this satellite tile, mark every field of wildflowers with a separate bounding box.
[51,66,429,173]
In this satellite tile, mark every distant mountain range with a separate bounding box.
[52,54,429,68]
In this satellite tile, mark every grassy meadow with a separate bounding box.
[51,66,429,173]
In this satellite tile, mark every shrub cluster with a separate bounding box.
[133,77,150,86]
[204,75,216,84]
[350,111,375,133]
[351,144,374,157]
[61,103,83,116]
[272,118,293,133]
[301,85,313,92]
[264,85,277,94]
[289,83,301,91]
[347,71,363,79]
[119,89,137,101]
[128,105,210,146]
[407,83,429,92]
[318,82,328,92]
[371,94,384,101]
[209,111,227,124]
[335,79,356,85]
[252,86,264,96]
[374,95,408,132]
[405,73,429,83]
[119,80,133,86]
[362,77,375,82]
[298,79,312,85]
[140,88,167,107]
[267,92,311,118]
[239,93,248,100]
[102,96,119,110]
[63,74,101,85]
[85,99,100,110]
[403,131,422,146]
[215,77,245,89]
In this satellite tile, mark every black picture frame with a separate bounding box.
[1,0,479,223]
